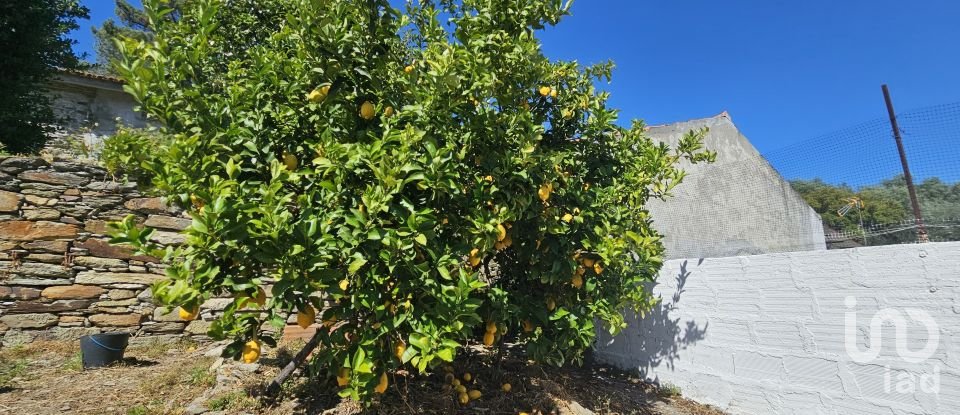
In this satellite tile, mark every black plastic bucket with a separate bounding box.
[80,332,130,369]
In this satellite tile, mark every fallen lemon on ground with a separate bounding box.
[336,367,351,387]
[458,392,470,405]
[374,372,389,394]
[483,331,495,346]
[178,305,199,321]
[242,339,261,363]
[467,390,482,399]
[502,383,512,392]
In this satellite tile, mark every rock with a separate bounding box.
[185,320,212,335]
[22,208,61,220]
[2,329,39,347]
[108,289,136,300]
[73,256,127,269]
[3,278,72,286]
[25,253,63,263]
[0,190,21,212]
[0,313,59,328]
[5,300,91,314]
[123,197,168,214]
[93,298,139,307]
[0,261,72,278]
[84,181,123,191]
[0,221,78,241]
[75,271,164,285]
[0,322,7,334]
[137,288,154,302]
[18,171,89,186]
[141,322,186,333]
[21,240,69,253]
[24,195,56,206]
[153,307,183,322]
[204,344,227,357]
[42,327,101,341]
[184,398,209,415]
[75,239,157,262]
[144,215,192,231]
[1,157,48,170]
[149,230,187,245]
[559,401,595,415]
[84,220,110,235]
[201,298,234,312]
[88,313,143,327]
[59,316,86,327]
[0,286,42,300]
[42,285,105,299]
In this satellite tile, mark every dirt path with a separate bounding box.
[0,340,723,415]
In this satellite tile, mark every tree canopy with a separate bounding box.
[110,0,713,401]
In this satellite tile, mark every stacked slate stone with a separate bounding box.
[0,156,211,347]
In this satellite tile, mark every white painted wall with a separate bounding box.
[595,242,960,414]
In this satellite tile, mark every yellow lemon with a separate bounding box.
[463,373,472,382]
[383,106,395,117]
[581,258,596,268]
[561,213,573,223]
[572,274,583,289]
[297,306,316,329]
[178,305,199,321]
[339,279,349,291]
[546,297,556,311]
[550,89,558,99]
[496,224,507,241]
[404,65,414,74]
[189,194,204,208]
[502,383,512,392]
[484,175,493,183]
[483,331,495,346]
[456,384,467,394]
[502,234,512,248]
[458,392,470,405]
[486,321,497,334]
[241,339,261,363]
[594,262,604,275]
[282,151,298,171]
[451,378,461,387]
[539,86,551,97]
[336,367,351,387]
[394,340,406,360]
[374,372,389,394]
[467,390,482,400]
[360,101,376,120]
[576,266,586,276]
[306,85,329,103]
[538,183,552,202]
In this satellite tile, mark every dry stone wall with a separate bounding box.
[0,156,209,346]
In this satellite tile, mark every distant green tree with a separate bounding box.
[0,0,89,153]
[91,1,185,75]
[792,176,960,245]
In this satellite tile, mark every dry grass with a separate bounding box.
[0,339,724,415]
[0,339,212,415]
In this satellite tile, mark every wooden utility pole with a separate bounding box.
[882,85,928,242]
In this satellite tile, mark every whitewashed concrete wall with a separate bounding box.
[595,242,960,414]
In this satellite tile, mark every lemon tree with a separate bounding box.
[110,0,713,401]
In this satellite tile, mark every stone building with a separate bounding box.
[646,112,826,259]
[44,69,149,155]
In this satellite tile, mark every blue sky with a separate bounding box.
[69,1,960,172]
